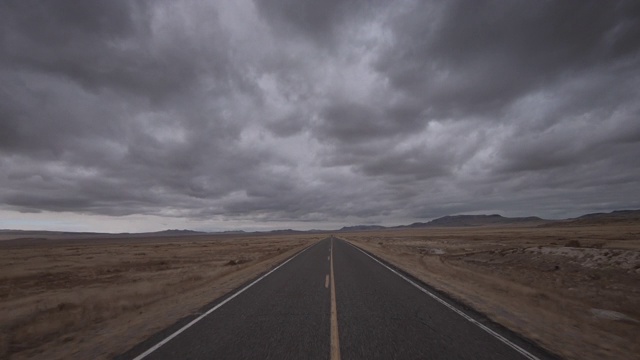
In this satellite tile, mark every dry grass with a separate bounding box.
[0,233,322,359]
[4,224,639,360]
[344,224,640,360]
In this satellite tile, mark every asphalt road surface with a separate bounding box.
[119,237,557,360]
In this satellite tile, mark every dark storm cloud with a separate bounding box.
[1,0,256,215]
[375,0,640,118]
[317,99,426,143]
[2,1,157,94]
[254,0,380,46]
[1,0,639,230]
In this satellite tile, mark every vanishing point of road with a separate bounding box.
[119,237,557,360]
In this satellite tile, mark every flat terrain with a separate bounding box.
[0,233,322,359]
[344,224,640,360]
[122,238,553,360]
[2,222,638,359]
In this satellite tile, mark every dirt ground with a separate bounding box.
[3,225,638,359]
[344,224,640,360]
[0,233,322,359]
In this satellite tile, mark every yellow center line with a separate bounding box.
[330,239,341,360]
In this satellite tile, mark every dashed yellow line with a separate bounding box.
[330,239,341,360]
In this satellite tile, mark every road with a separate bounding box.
[119,237,556,360]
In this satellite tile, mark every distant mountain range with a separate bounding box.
[339,214,545,231]
[0,229,209,241]
[401,214,545,228]
[339,209,640,231]
[339,225,387,231]
[543,209,640,227]
[2,210,639,241]
[152,229,207,236]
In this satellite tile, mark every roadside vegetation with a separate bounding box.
[346,224,640,360]
[0,234,320,359]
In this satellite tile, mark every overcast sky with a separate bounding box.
[1,0,639,232]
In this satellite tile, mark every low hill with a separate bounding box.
[340,225,387,231]
[0,229,209,245]
[545,209,640,227]
[152,229,207,236]
[400,214,548,228]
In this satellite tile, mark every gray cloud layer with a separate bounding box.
[1,0,639,230]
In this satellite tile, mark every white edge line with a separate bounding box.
[343,240,541,360]
[132,242,318,360]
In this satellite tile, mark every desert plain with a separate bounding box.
[345,223,640,360]
[0,233,321,359]
[1,221,639,360]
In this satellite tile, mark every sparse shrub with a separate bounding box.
[225,258,251,266]
[564,240,581,248]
